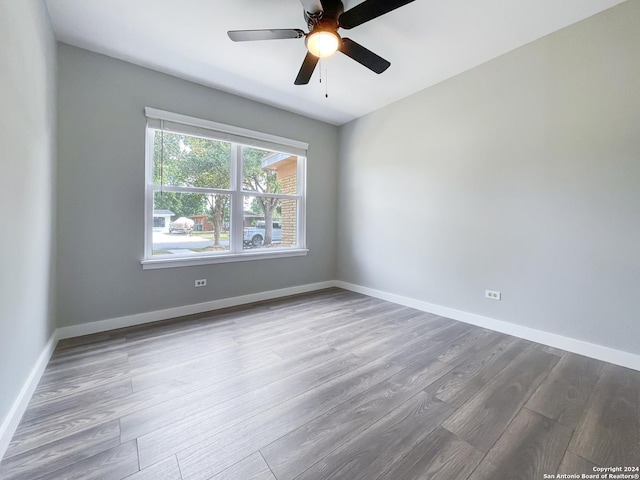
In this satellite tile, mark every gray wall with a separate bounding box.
[0,0,57,431]
[56,44,339,328]
[337,1,640,355]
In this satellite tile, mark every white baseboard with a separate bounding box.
[335,281,640,372]
[0,331,58,461]
[57,281,335,340]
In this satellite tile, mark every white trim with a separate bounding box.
[141,248,308,270]
[0,331,58,461]
[145,107,309,156]
[144,124,155,259]
[57,281,334,339]
[334,281,640,372]
[149,185,299,201]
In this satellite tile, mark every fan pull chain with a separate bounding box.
[317,59,328,98]
[325,69,328,98]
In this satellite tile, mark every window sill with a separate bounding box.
[141,248,309,270]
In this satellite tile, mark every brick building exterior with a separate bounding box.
[271,156,297,247]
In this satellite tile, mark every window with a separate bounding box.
[142,108,307,269]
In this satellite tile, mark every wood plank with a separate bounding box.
[569,363,640,466]
[173,356,409,479]
[118,289,352,345]
[7,381,185,457]
[238,304,405,360]
[0,420,121,480]
[526,352,603,428]
[120,346,349,443]
[332,314,455,356]
[290,392,453,480]
[434,328,505,365]
[466,408,573,480]
[208,452,276,480]
[18,378,132,426]
[122,455,182,480]
[441,346,559,452]
[353,322,473,369]
[464,459,499,480]
[35,440,139,480]
[232,294,381,337]
[230,301,405,355]
[425,336,527,409]
[534,343,567,357]
[556,450,599,475]
[377,426,484,480]
[274,306,424,359]
[55,332,118,351]
[47,292,366,394]
[124,314,463,445]
[130,350,281,392]
[40,352,129,381]
[32,334,248,404]
[132,352,367,461]
[260,357,453,480]
[11,349,283,452]
[29,367,133,405]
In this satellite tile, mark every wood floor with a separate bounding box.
[2,288,639,479]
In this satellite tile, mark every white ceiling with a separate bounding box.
[44,0,626,125]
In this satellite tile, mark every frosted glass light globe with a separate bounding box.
[306,31,340,58]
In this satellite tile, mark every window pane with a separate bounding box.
[242,146,298,195]
[153,131,231,189]
[243,196,297,250]
[152,192,230,256]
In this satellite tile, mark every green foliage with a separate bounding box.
[152,132,286,245]
[154,191,205,218]
[153,131,230,188]
[242,147,282,194]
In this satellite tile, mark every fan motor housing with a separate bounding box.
[304,0,344,31]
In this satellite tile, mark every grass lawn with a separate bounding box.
[193,231,229,242]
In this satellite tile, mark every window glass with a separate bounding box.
[151,192,231,256]
[144,114,306,265]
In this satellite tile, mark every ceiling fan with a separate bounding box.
[228,0,415,85]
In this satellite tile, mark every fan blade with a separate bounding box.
[228,29,305,42]
[339,38,390,74]
[339,0,415,30]
[294,52,320,85]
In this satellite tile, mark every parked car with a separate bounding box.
[169,217,194,235]
[243,221,282,247]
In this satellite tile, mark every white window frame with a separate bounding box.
[141,108,308,270]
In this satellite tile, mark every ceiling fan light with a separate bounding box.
[306,31,340,58]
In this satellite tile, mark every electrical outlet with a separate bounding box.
[485,290,501,300]
[195,279,207,287]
